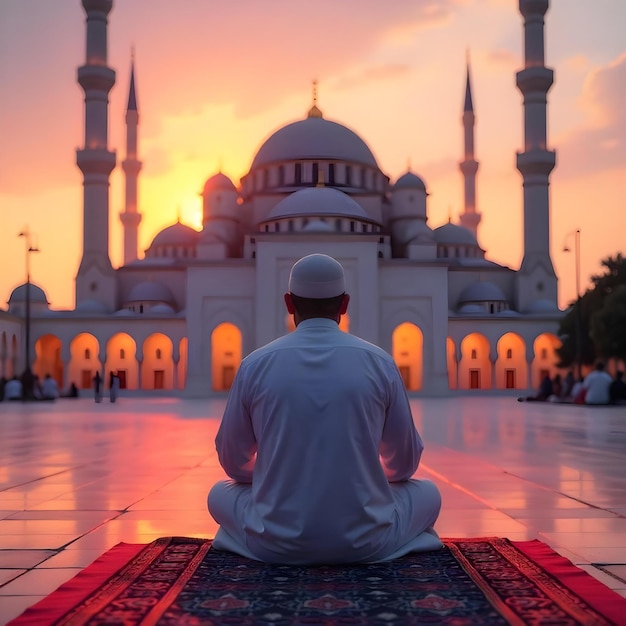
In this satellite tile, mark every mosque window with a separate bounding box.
[288,220,294,232]
[362,223,367,232]
[140,304,144,314]
[265,224,269,232]
[85,348,91,360]
[360,168,366,188]
[90,281,97,292]
[350,221,355,232]
[120,349,126,359]
[328,163,335,185]
[541,348,547,359]
[345,165,352,186]
[274,222,280,232]
[278,166,285,186]
[263,169,269,188]
[506,349,512,359]
[490,303,494,314]
[295,163,302,184]
[335,219,342,232]
[312,163,319,185]
[156,348,162,360]
[471,349,477,359]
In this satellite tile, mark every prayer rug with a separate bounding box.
[9,536,626,625]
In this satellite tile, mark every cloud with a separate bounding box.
[555,53,626,178]
[332,64,412,91]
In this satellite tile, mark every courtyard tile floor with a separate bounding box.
[0,395,625,623]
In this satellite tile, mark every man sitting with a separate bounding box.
[208,254,442,565]
[583,362,613,405]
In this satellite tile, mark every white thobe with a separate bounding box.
[208,318,442,564]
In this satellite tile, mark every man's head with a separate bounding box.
[285,254,349,325]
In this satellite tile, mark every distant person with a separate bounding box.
[572,376,586,404]
[4,376,23,401]
[109,371,120,403]
[563,370,575,399]
[550,373,563,401]
[209,254,442,565]
[64,382,79,398]
[20,369,35,401]
[582,362,613,405]
[0,376,6,401]
[93,371,102,403]
[609,371,626,405]
[41,374,60,400]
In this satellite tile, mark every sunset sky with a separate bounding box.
[0,0,624,311]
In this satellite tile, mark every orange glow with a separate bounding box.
[446,337,457,390]
[68,333,101,389]
[178,337,188,390]
[459,333,491,390]
[211,323,242,392]
[532,333,562,390]
[392,323,423,391]
[106,333,138,389]
[141,333,174,390]
[496,332,527,390]
[34,334,63,387]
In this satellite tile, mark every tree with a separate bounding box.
[556,254,626,371]
[591,284,626,364]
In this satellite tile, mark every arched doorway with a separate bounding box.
[106,333,137,390]
[496,332,527,389]
[69,333,101,390]
[142,334,174,390]
[34,334,63,388]
[211,323,242,391]
[532,333,562,390]
[459,333,491,390]
[392,323,423,391]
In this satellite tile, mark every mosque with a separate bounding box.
[0,0,563,397]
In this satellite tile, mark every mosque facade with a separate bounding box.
[0,0,563,397]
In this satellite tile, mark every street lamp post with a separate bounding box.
[18,228,39,393]
[563,229,581,380]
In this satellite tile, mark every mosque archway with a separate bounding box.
[178,338,188,390]
[142,334,174,390]
[211,323,242,391]
[532,333,562,390]
[69,333,101,390]
[106,333,137,390]
[392,323,423,391]
[446,337,457,390]
[34,334,63,388]
[496,332,527,389]
[459,333,491,390]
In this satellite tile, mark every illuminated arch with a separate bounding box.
[532,333,562,390]
[142,334,174,390]
[34,334,63,388]
[459,333,491,390]
[496,332,527,390]
[106,333,137,390]
[69,333,101,389]
[211,323,242,391]
[178,337,188,390]
[392,323,423,391]
[446,337,457,390]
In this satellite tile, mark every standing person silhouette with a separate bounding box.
[209,254,441,565]
[93,371,102,403]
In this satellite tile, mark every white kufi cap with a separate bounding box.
[288,254,345,299]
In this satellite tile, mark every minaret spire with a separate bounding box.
[75,0,117,310]
[458,53,481,238]
[120,49,143,264]
[515,0,557,311]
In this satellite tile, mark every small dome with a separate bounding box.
[8,283,48,305]
[459,281,507,303]
[127,281,173,303]
[434,222,478,246]
[202,172,237,194]
[114,309,135,316]
[394,171,426,191]
[458,303,486,315]
[251,116,378,169]
[149,303,175,314]
[302,220,334,232]
[404,221,434,243]
[266,187,376,223]
[150,221,199,248]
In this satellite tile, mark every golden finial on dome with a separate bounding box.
[307,79,323,118]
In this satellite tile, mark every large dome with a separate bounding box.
[150,221,199,248]
[433,222,478,246]
[8,283,48,304]
[251,116,379,169]
[266,187,374,223]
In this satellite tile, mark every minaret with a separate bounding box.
[120,53,142,264]
[75,0,117,310]
[459,57,481,238]
[515,0,558,311]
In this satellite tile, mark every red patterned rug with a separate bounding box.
[9,537,626,625]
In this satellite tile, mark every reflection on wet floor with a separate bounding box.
[0,396,625,622]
